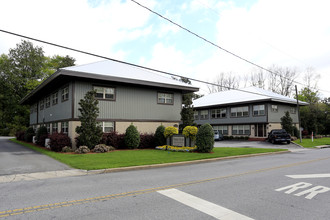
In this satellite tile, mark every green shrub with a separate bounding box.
[196,124,214,153]
[16,130,26,141]
[62,146,73,152]
[154,125,166,146]
[75,146,90,154]
[49,132,72,152]
[124,124,140,149]
[36,126,48,146]
[24,127,35,142]
[182,126,198,140]
[92,144,115,153]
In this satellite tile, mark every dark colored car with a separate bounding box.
[268,129,291,144]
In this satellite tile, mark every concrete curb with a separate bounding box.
[0,150,290,183]
[315,145,330,149]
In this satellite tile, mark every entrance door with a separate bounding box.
[254,124,267,137]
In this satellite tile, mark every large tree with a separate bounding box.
[0,40,75,135]
[207,72,239,93]
[180,77,195,130]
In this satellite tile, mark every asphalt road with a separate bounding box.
[214,139,303,150]
[1,147,330,219]
[0,137,70,175]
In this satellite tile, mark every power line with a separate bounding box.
[129,0,330,95]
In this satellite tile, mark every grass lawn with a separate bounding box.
[11,139,287,170]
[294,137,330,148]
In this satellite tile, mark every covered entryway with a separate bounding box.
[254,124,267,137]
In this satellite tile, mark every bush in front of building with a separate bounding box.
[101,132,125,149]
[196,124,214,153]
[15,130,26,141]
[154,125,166,146]
[49,132,72,152]
[62,146,73,153]
[164,126,178,138]
[92,144,116,153]
[139,133,156,149]
[75,146,90,154]
[124,124,140,149]
[24,127,35,142]
[182,126,198,140]
[36,126,48,146]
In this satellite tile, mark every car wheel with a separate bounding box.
[287,141,291,144]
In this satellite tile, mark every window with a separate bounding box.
[290,107,296,114]
[62,87,69,101]
[231,106,249,117]
[200,110,209,119]
[99,122,114,133]
[157,92,173,104]
[272,105,278,112]
[52,122,58,133]
[253,105,265,116]
[232,125,250,135]
[46,124,50,133]
[211,108,226,119]
[40,99,44,110]
[52,92,58,105]
[32,125,37,132]
[45,96,51,108]
[213,125,228,135]
[61,122,69,133]
[194,111,199,120]
[94,86,115,100]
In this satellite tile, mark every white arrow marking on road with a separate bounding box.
[158,188,254,220]
[286,174,330,179]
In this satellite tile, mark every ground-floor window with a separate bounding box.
[46,123,50,133]
[61,122,69,134]
[52,122,58,133]
[232,125,250,135]
[99,121,114,133]
[212,125,228,135]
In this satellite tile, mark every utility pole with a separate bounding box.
[295,85,302,143]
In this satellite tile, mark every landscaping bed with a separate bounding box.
[11,139,287,170]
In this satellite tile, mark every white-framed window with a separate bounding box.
[211,108,226,119]
[62,87,69,102]
[46,123,50,133]
[290,107,296,114]
[94,86,115,100]
[200,110,209,119]
[232,125,250,135]
[99,121,114,133]
[253,105,265,116]
[231,106,249,117]
[52,122,58,133]
[45,96,51,108]
[40,99,44,110]
[61,122,69,133]
[194,111,199,120]
[213,125,228,135]
[271,105,278,112]
[52,92,58,105]
[157,92,173,104]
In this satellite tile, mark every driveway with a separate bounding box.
[0,137,71,176]
[214,139,304,150]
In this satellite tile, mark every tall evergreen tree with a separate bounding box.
[75,90,103,149]
[179,77,195,131]
[280,111,294,135]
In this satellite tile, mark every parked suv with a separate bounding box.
[268,129,291,144]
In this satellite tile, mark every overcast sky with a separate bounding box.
[1,0,330,97]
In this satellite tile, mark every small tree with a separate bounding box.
[75,90,103,149]
[124,124,140,149]
[281,111,293,135]
[196,124,214,153]
[36,125,48,146]
[154,125,166,146]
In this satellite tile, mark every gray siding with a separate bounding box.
[74,81,182,121]
[195,104,268,125]
[30,111,37,125]
[267,103,299,123]
[36,83,72,124]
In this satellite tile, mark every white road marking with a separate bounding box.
[275,182,312,194]
[286,174,330,179]
[158,188,254,220]
[294,186,330,199]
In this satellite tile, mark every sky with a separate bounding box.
[1,0,330,97]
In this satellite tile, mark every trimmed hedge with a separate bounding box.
[16,130,25,141]
[124,124,140,149]
[139,133,156,149]
[196,124,214,153]
[24,127,35,142]
[36,126,48,146]
[154,125,166,146]
[101,132,125,149]
[49,132,72,152]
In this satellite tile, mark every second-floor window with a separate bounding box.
[272,105,278,112]
[52,92,58,105]
[200,110,209,119]
[253,105,265,116]
[211,108,226,119]
[62,87,69,102]
[157,92,173,104]
[231,106,249,117]
[94,86,115,100]
[290,107,296,114]
[194,111,199,120]
[45,96,51,108]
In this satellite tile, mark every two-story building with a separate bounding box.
[193,87,308,139]
[21,60,198,145]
